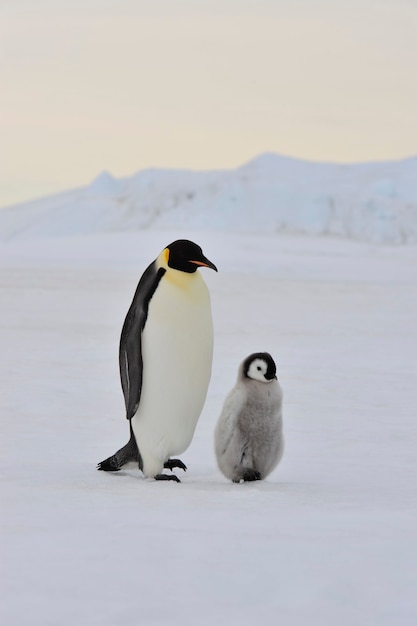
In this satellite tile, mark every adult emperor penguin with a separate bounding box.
[98,239,217,482]
[214,352,284,483]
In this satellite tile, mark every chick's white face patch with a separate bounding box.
[247,358,270,383]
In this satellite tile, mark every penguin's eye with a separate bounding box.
[257,366,261,371]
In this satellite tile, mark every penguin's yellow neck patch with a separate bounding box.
[167,268,199,290]
[156,248,199,290]
[157,248,170,269]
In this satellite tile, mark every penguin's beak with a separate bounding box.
[189,257,218,272]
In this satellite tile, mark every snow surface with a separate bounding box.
[1,153,417,244]
[1,227,416,625]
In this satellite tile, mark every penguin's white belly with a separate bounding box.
[132,271,213,477]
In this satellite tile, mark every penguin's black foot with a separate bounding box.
[164,459,187,472]
[154,473,181,483]
[232,469,262,482]
[242,469,262,482]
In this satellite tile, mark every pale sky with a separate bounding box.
[1,0,417,207]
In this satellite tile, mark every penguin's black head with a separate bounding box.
[243,352,277,383]
[165,240,218,274]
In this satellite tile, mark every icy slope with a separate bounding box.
[0,153,416,243]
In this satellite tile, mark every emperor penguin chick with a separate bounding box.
[214,352,284,483]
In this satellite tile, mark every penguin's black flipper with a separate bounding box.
[164,459,187,472]
[97,426,142,471]
[119,263,166,420]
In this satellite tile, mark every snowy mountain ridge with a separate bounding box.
[1,152,416,244]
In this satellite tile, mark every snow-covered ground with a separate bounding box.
[1,228,416,625]
[1,153,417,244]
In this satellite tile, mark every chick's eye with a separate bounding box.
[257,366,261,371]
